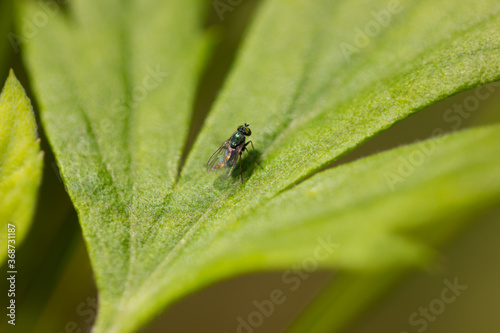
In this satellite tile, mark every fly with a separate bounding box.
[206,123,261,183]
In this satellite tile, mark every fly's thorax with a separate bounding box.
[230,132,245,147]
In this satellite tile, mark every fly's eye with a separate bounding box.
[245,128,252,136]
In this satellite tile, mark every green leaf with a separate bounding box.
[20,0,500,332]
[20,0,214,330]
[0,70,43,263]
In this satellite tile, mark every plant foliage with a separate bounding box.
[20,0,500,332]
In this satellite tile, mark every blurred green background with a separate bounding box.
[1,0,499,332]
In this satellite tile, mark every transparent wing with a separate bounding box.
[221,145,243,180]
[206,139,243,179]
[206,139,231,173]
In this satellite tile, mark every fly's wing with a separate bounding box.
[220,144,243,180]
[206,139,231,173]
[206,139,243,179]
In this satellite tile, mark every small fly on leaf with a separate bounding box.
[206,123,262,183]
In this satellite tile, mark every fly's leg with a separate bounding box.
[244,141,263,169]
